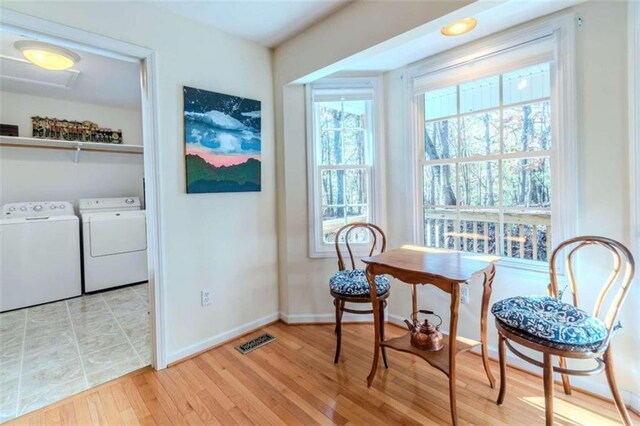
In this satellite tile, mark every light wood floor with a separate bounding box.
[8,322,638,425]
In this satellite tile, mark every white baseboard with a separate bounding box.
[388,313,409,328]
[630,392,640,412]
[280,311,387,324]
[167,312,280,364]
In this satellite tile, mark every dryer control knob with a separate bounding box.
[33,205,43,211]
[8,207,15,212]
[50,205,57,209]
[20,206,27,211]
[125,198,134,204]
[59,204,66,209]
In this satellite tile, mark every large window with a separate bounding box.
[307,78,383,256]
[410,25,578,268]
[420,63,552,263]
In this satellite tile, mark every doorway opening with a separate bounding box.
[0,11,164,422]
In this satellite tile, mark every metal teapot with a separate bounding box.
[404,310,444,351]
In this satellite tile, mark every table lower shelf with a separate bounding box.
[381,332,481,376]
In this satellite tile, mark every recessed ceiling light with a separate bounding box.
[14,40,80,71]
[441,18,477,37]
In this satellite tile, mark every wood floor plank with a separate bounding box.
[202,351,290,425]
[132,374,173,426]
[163,363,219,425]
[42,408,62,426]
[182,359,235,411]
[266,324,431,425]
[226,406,256,426]
[72,397,93,426]
[6,322,638,426]
[122,377,152,420]
[214,346,324,425]
[264,328,424,422]
[250,347,367,425]
[110,382,134,413]
[118,407,141,426]
[262,330,438,426]
[97,387,122,424]
[193,356,268,425]
[85,392,109,426]
[141,370,184,424]
[226,341,349,425]
[195,388,240,425]
[57,402,77,426]
[151,369,194,417]
[27,411,46,426]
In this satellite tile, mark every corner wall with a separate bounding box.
[273,0,474,324]
[1,1,278,362]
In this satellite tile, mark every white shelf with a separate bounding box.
[0,136,143,156]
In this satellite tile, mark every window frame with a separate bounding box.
[406,14,577,273]
[306,76,386,258]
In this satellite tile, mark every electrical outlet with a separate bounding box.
[460,285,470,304]
[201,289,212,306]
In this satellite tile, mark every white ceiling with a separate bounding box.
[299,0,584,81]
[0,32,141,109]
[0,0,582,110]
[153,0,351,48]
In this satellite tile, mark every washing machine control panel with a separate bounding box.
[2,201,74,218]
[78,197,141,213]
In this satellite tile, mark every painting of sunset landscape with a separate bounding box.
[183,86,261,193]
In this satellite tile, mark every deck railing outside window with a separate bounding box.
[419,62,553,263]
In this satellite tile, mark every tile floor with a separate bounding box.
[0,283,150,422]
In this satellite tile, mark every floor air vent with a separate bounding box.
[235,333,276,354]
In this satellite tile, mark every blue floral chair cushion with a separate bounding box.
[491,296,608,346]
[329,269,390,296]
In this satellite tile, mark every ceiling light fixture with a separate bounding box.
[14,40,80,71]
[441,18,477,36]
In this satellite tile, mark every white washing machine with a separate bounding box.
[1,201,82,312]
[79,197,148,292]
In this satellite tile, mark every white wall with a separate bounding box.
[0,91,144,207]
[1,1,278,362]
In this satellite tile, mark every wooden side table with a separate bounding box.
[362,246,497,426]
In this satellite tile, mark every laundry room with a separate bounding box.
[0,30,152,421]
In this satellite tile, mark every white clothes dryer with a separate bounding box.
[79,197,148,292]
[1,201,82,312]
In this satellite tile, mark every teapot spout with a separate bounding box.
[403,319,415,331]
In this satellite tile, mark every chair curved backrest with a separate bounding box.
[334,223,386,271]
[549,236,635,342]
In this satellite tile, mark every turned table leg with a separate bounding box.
[449,284,461,426]
[480,264,497,388]
[411,284,418,322]
[366,266,380,387]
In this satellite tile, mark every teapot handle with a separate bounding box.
[412,309,443,328]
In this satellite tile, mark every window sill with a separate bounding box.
[309,247,374,260]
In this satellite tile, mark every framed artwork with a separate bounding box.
[183,86,261,193]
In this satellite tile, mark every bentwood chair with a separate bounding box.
[329,223,389,365]
[491,236,635,426]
